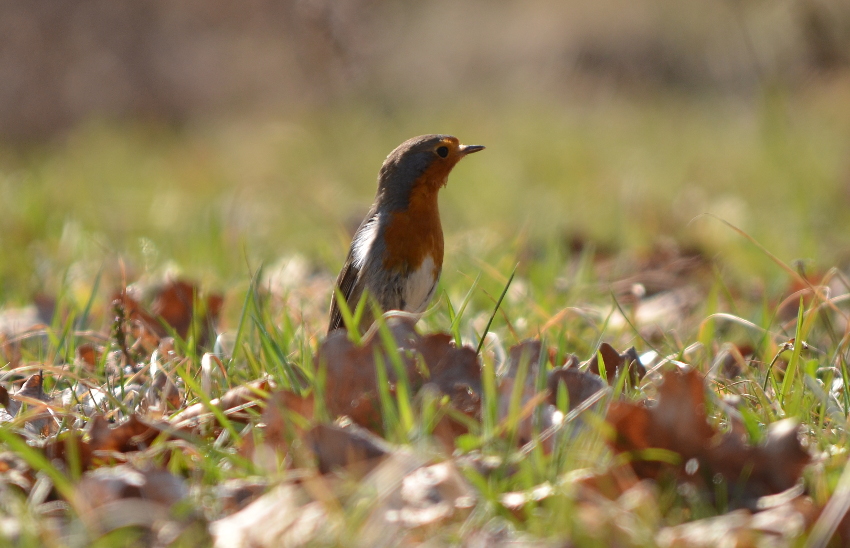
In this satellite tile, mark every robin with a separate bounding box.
[328,134,485,333]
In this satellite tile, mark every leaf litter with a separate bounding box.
[0,245,848,545]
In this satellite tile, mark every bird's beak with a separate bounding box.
[459,144,485,155]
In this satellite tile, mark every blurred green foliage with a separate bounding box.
[1,85,849,307]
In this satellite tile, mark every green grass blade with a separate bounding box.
[476,263,518,356]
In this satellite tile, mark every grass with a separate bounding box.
[1,81,849,305]
[1,221,848,544]
[0,81,849,544]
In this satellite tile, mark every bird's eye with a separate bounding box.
[436,146,449,158]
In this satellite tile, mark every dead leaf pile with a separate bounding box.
[1,262,850,546]
[607,367,810,504]
[112,278,222,357]
[305,317,481,437]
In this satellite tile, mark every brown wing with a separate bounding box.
[328,251,363,333]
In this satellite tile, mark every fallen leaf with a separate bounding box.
[422,334,483,411]
[317,319,420,428]
[111,278,223,351]
[11,372,47,408]
[5,373,52,435]
[150,279,222,344]
[425,337,483,449]
[211,484,332,548]
[0,451,35,494]
[503,340,544,379]
[655,510,755,547]
[75,343,101,371]
[239,389,315,471]
[587,343,644,385]
[316,318,482,434]
[171,377,272,430]
[547,365,607,410]
[144,370,182,413]
[497,341,563,452]
[356,450,454,546]
[656,495,818,547]
[44,414,165,470]
[76,464,207,545]
[305,422,391,476]
[213,478,270,516]
[710,342,754,379]
[389,461,475,529]
[606,367,811,505]
[77,464,188,509]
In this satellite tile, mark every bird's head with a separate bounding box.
[376,134,484,209]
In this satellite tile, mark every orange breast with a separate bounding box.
[381,170,447,277]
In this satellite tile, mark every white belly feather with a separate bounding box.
[404,255,439,313]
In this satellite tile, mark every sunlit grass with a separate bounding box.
[1,83,849,308]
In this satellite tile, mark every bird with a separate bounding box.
[328,134,484,334]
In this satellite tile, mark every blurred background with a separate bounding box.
[1,0,849,307]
